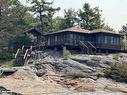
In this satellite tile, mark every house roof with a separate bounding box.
[44,27,90,35]
[91,29,120,35]
[45,27,121,36]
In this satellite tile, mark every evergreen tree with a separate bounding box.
[78,3,103,30]
[120,24,127,40]
[52,16,66,31]
[27,0,60,34]
[0,0,36,49]
[64,8,77,28]
[52,8,77,31]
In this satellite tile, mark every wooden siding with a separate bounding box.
[44,31,121,51]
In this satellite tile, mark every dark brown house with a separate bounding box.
[44,27,122,53]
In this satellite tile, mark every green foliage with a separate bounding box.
[0,51,13,60]
[78,3,104,30]
[120,24,127,40]
[91,56,101,61]
[0,0,36,49]
[52,17,66,31]
[112,54,123,60]
[104,62,127,82]
[53,9,77,31]
[11,34,33,51]
[1,60,15,67]
[63,50,71,60]
[103,25,114,31]
[122,41,127,50]
[64,8,77,28]
[27,0,60,34]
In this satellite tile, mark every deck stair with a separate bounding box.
[79,41,96,54]
[86,41,96,54]
[79,41,89,54]
[15,46,33,66]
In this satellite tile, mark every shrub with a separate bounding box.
[11,34,33,51]
[0,51,13,61]
[1,60,15,67]
[91,56,101,61]
[104,62,127,82]
[112,54,123,60]
[63,50,71,60]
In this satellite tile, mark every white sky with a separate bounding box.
[20,0,127,31]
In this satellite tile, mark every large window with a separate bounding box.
[55,36,58,42]
[98,35,120,45]
[106,36,120,45]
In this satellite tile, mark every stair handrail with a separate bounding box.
[24,49,29,59]
[30,46,33,50]
[79,41,89,49]
[87,41,96,49]
[22,45,24,50]
[15,49,20,58]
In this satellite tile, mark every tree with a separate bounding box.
[64,8,77,28]
[27,0,60,34]
[11,33,33,51]
[78,3,104,30]
[120,24,127,40]
[52,16,66,31]
[103,25,114,31]
[52,9,77,31]
[0,0,36,50]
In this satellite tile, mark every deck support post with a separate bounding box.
[98,49,101,54]
[106,50,109,54]
[62,45,66,56]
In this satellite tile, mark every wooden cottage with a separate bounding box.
[44,27,121,54]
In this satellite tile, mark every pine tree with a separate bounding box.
[78,3,103,30]
[27,0,60,34]
[52,8,77,31]
[64,8,77,28]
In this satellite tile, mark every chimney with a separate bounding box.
[76,18,81,29]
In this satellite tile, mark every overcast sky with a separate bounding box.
[20,0,127,31]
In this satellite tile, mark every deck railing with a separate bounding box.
[44,39,122,50]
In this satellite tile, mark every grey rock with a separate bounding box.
[63,59,96,73]
[0,86,22,95]
[34,62,47,77]
[35,69,46,77]
[104,86,127,93]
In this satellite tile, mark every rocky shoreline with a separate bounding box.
[0,53,127,95]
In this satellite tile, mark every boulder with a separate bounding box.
[71,55,113,68]
[104,86,127,93]
[34,62,47,77]
[0,68,17,76]
[0,86,22,95]
[63,59,96,73]
[12,67,38,80]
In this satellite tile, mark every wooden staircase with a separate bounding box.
[79,41,96,54]
[15,46,33,66]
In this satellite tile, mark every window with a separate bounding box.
[70,34,73,39]
[111,37,114,45]
[104,36,108,44]
[98,36,102,43]
[48,37,50,45]
[55,36,57,42]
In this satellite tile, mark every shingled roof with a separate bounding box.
[45,27,120,35]
[45,27,90,35]
[91,29,120,35]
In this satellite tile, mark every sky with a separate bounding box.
[20,0,127,31]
